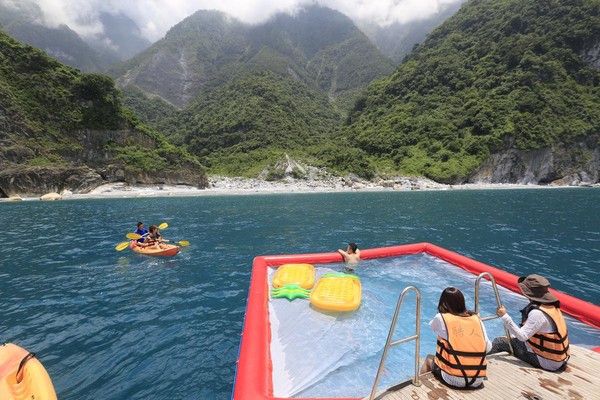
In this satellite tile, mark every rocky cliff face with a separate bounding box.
[0,127,208,198]
[0,165,207,198]
[582,40,600,69]
[468,134,599,186]
[0,166,104,198]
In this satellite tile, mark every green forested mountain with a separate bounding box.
[0,30,205,197]
[111,10,249,108]
[0,1,150,72]
[94,12,152,61]
[344,0,600,183]
[0,1,116,72]
[111,5,395,110]
[163,72,341,176]
[357,1,466,63]
[112,5,395,176]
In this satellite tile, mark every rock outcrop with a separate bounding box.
[468,135,599,186]
[582,40,600,69]
[0,164,208,198]
[258,154,309,181]
[0,166,104,198]
[40,192,63,201]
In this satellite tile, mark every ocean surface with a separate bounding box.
[1,188,599,399]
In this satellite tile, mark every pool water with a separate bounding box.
[268,254,600,398]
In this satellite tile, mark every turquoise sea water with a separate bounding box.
[1,188,599,399]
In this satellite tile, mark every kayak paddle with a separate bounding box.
[126,232,189,247]
[115,242,130,251]
[126,232,145,240]
[125,222,168,240]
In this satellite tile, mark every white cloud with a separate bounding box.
[322,0,462,26]
[2,0,465,41]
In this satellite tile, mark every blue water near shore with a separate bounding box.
[1,188,599,399]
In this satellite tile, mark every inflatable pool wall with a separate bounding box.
[233,242,600,400]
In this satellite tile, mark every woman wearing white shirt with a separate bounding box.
[422,287,492,389]
[490,274,569,371]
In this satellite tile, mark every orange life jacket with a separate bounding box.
[524,305,570,363]
[435,313,487,386]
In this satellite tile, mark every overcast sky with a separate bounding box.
[2,0,465,41]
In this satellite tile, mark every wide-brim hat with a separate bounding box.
[518,274,558,304]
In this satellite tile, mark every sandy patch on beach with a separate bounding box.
[2,176,592,202]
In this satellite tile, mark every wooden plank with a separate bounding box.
[375,345,600,400]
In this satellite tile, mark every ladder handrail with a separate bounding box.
[368,286,421,400]
[474,272,513,355]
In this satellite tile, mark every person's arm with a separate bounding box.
[429,313,447,339]
[497,307,546,342]
[338,249,348,259]
[355,249,361,259]
[479,319,493,353]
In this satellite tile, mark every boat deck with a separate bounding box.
[367,345,600,400]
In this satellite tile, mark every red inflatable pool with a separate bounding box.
[233,242,600,400]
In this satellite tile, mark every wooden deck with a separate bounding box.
[366,345,600,400]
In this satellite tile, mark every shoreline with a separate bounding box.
[2,177,596,202]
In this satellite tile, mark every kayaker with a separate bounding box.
[134,222,148,243]
[489,274,570,371]
[421,287,491,389]
[338,243,360,273]
[147,224,170,248]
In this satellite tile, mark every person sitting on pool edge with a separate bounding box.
[338,242,360,272]
[421,287,491,389]
[489,274,570,371]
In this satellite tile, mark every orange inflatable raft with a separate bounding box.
[0,343,57,400]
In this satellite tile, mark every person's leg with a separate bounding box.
[420,354,434,374]
[509,339,541,368]
[489,336,511,354]
[489,337,541,368]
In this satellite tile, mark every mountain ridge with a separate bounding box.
[110,5,395,110]
[0,0,151,72]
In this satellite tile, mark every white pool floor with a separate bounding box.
[267,254,600,398]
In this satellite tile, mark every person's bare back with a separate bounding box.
[338,243,360,271]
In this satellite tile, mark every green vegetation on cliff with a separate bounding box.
[161,71,341,176]
[344,0,600,182]
[0,30,200,174]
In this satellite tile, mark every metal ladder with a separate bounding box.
[474,272,514,355]
[368,286,421,400]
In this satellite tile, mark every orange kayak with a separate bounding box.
[0,343,57,400]
[129,241,180,256]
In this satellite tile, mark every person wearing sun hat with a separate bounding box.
[489,274,570,371]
